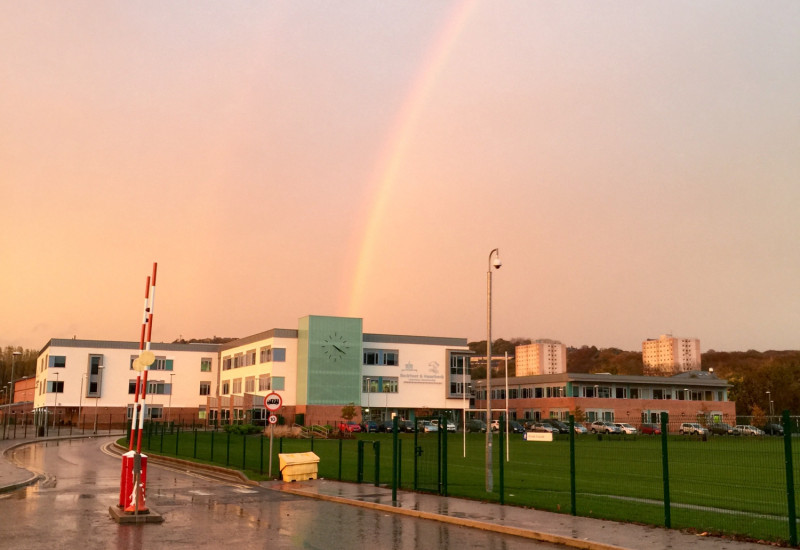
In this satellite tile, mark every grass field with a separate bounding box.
[134,427,800,544]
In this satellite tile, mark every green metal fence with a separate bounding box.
[138,411,800,546]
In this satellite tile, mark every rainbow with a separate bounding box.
[346,0,479,316]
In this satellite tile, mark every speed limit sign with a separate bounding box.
[268,415,278,425]
[264,392,282,412]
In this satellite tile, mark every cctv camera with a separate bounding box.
[492,257,502,269]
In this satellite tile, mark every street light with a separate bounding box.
[766,391,774,419]
[78,373,86,432]
[10,351,21,405]
[486,247,502,493]
[365,377,371,423]
[167,373,175,423]
[52,372,59,430]
[93,366,105,434]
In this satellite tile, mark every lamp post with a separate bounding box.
[93,366,105,434]
[167,373,175,423]
[766,391,774,420]
[486,247,502,493]
[365,377,371,424]
[10,351,21,405]
[52,372,59,430]
[78,374,86,432]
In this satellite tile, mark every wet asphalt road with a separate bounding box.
[0,438,563,550]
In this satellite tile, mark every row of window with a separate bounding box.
[363,349,398,366]
[477,386,725,402]
[42,354,212,373]
[361,376,398,393]
[223,347,286,370]
[220,376,285,395]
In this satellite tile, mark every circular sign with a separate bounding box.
[139,351,156,367]
[132,358,145,372]
[264,392,282,412]
[268,415,278,425]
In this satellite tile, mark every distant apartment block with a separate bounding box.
[516,339,567,376]
[642,334,701,374]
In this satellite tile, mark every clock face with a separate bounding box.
[322,332,349,362]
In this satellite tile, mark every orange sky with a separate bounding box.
[2,2,799,352]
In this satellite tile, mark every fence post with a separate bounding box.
[499,416,505,504]
[175,426,180,455]
[441,415,448,497]
[242,433,247,471]
[660,411,671,528]
[193,429,198,459]
[357,440,365,483]
[413,414,419,491]
[226,431,231,467]
[338,438,343,481]
[210,429,215,462]
[260,434,264,475]
[373,441,380,487]
[392,416,398,501]
[782,410,797,546]
[569,414,576,515]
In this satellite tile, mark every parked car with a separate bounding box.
[708,423,740,436]
[431,419,457,433]
[640,423,662,435]
[762,423,784,436]
[509,421,526,434]
[399,420,415,433]
[590,420,621,434]
[381,420,396,432]
[615,423,638,435]
[541,418,569,433]
[735,424,763,436]
[530,423,556,433]
[339,421,361,433]
[573,423,589,434]
[418,420,438,433]
[467,419,487,433]
[679,422,708,436]
[361,420,379,433]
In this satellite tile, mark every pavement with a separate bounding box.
[0,434,777,550]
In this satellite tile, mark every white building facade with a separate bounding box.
[642,334,701,374]
[515,339,567,376]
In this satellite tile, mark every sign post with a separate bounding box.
[264,392,282,478]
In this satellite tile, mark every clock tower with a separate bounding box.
[297,315,363,406]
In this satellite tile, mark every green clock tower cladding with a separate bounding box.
[296,315,363,406]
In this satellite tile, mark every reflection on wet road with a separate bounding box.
[1,438,563,549]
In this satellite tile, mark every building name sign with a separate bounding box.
[399,361,445,385]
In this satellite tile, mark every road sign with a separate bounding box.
[268,415,278,425]
[264,392,282,412]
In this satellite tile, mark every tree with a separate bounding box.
[340,403,357,421]
[572,406,586,424]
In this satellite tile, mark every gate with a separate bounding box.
[413,415,447,495]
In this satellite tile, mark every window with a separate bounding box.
[148,406,163,420]
[198,406,206,420]
[49,356,66,368]
[363,349,399,366]
[272,348,286,362]
[222,356,232,371]
[147,381,171,395]
[245,377,255,393]
[48,380,64,393]
[199,382,211,396]
[450,354,469,375]
[128,380,138,394]
[232,378,242,393]
[630,388,640,399]
[222,381,230,394]
[201,358,212,372]
[653,389,665,400]
[616,387,627,399]
[272,377,285,390]
[233,354,243,368]
[362,377,398,393]
[258,376,271,391]
[88,355,104,397]
[260,347,271,363]
[151,357,173,371]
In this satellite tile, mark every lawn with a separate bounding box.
[129,428,800,544]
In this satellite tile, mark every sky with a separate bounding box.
[1,2,798,354]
